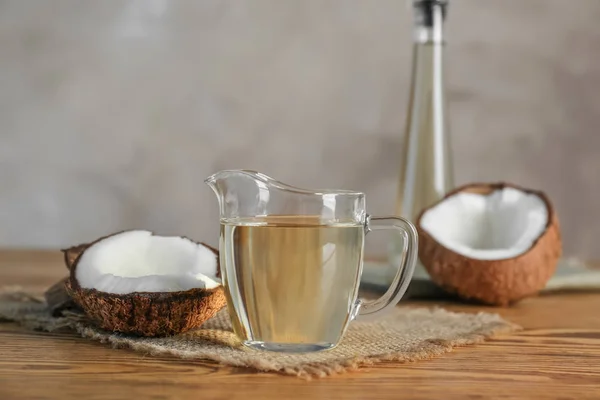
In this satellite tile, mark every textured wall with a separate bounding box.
[1,0,599,258]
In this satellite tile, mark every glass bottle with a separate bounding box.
[395,0,454,222]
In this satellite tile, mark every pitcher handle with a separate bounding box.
[356,215,418,320]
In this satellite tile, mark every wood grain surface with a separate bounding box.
[0,250,599,400]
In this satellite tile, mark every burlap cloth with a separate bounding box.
[0,288,520,379]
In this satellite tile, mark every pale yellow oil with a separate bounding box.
[396,42,454,221]
[220,216,364,346]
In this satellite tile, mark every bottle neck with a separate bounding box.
[409,0,447,99]
[412,0,446,44]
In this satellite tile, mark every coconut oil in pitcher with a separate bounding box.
[220,216,364,346]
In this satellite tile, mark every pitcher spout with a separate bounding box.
[204,170,266,198]
[204,169,365,222]
[205,169,262,186]
[204,170,275,220]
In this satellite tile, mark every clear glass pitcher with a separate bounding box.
[205,170,418,353]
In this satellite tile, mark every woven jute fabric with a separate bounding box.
[0,288,520,379]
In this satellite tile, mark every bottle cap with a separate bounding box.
[413,0,448,27]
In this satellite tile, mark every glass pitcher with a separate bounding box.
[205,170,418,353]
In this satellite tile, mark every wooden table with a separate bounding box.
[0,250,599,399]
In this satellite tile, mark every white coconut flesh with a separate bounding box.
[75,230,221,294]
[420,187,549,260]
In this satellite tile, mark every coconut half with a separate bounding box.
[417,183,562,306]
[64,230,227,337]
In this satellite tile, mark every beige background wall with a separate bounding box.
[1,0,599,258]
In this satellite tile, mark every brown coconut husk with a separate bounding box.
[61,232,226,337]
[416,182,562,306]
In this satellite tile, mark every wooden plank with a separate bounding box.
[0,250,599,399]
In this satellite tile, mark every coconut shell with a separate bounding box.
[44,277,80,317]
[416,182,562,306]
[65,281,227,337]
[63,233,226,337]
[62,243,89,270]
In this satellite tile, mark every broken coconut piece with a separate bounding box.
[416,183,562,306]
[64,230,226,337]
[44,277,79,317]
